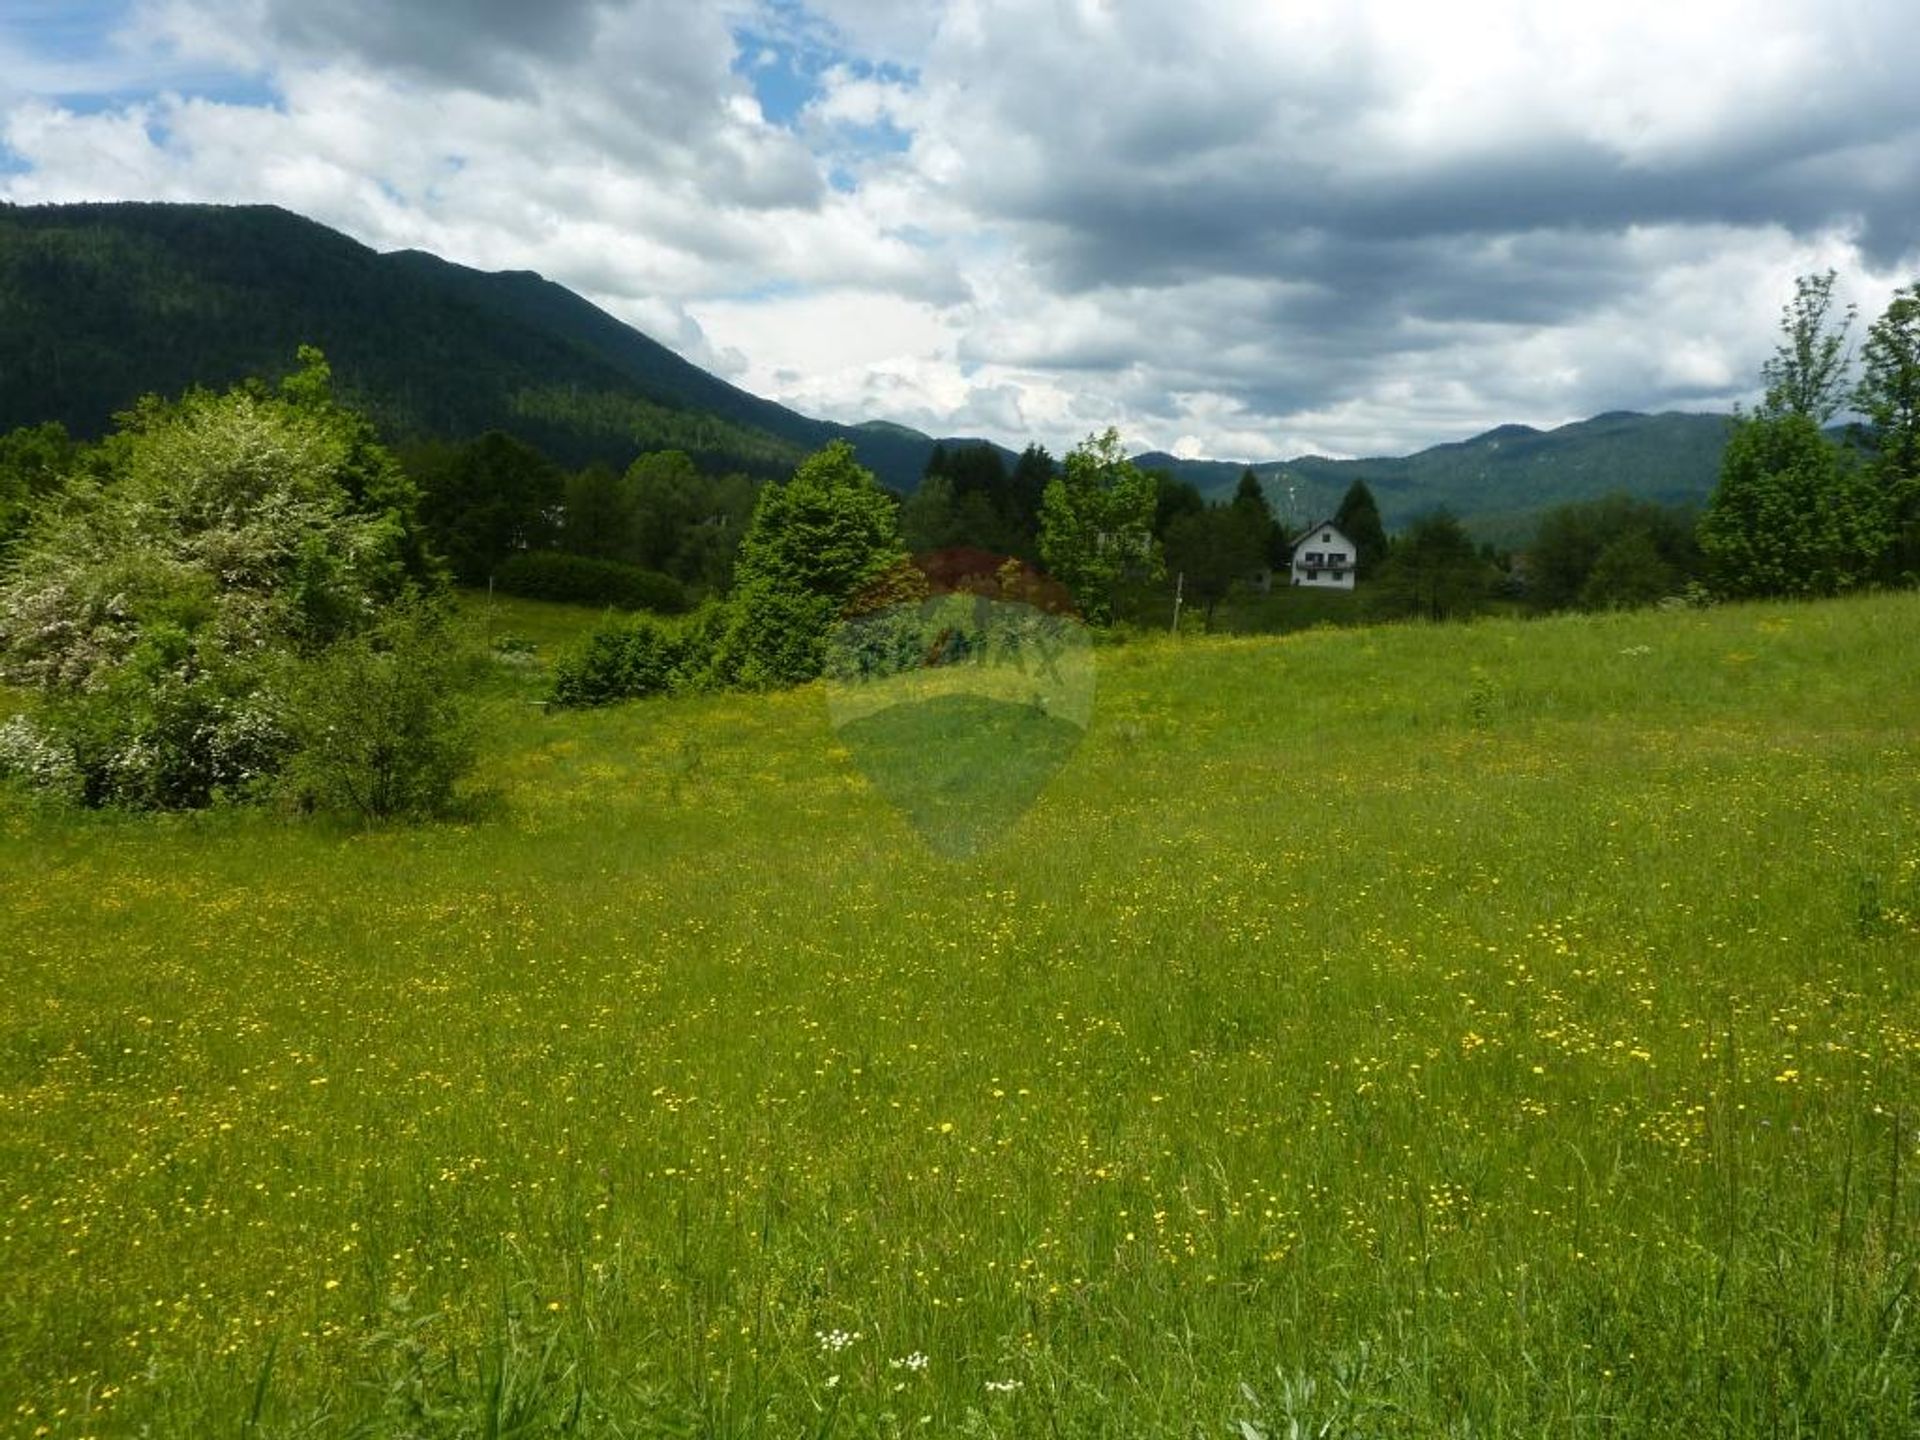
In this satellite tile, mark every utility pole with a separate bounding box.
[1170,571,1185,634]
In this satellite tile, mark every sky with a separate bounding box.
[3,0,1918,461]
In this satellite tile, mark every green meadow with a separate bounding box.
[3,591,1918,1437]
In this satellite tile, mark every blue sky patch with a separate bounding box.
[4,0,134,61]
[4,0,276,112]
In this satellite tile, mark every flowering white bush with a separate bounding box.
[0,713,79,800]
[0,351,454,811]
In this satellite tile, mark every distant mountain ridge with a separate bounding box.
[0,200,1732,531]
[0,200,1004,487]
[1141,409,1733,541]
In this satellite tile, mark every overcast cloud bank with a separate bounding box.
[5,0,1918,459]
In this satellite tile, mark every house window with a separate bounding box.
[1321,531,1332,542]
[1305,552,1323,566]
[1307,569,1319,580]
[1328,552,1347,566]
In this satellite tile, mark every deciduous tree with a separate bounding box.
[1853,281,1920,580]
[1760,269,1856,423]
[1367,512,1491,622]
[1698,413,1887,597]
[1039,429,1160,624]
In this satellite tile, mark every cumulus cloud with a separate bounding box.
[4,0,1920,458]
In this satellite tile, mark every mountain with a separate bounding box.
[1141,409,1734,543]
[0,200,1005,488]
[2,201,1734,533]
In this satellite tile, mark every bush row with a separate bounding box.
[549,605,728,707]
[494,550,690,614]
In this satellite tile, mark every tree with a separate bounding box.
[900,470,957,552]
[713,441,907,687]
[1580,530,1675,610]
[1694,270,1894,598]
[1009,444,1056,542]
[1153,477,1207,537]
[0,422,76,553]
[560,463,632,561]
[410,431,563,584]
[1527,494,1700,611]
[1230,469,1278,564]
[1760,269,1856,423]
[1853,282,1920,581]
[1332,479,1389,577]
[1698,412,1887,597]
[1038,429,1161,624]
[0,351,441,809]
[1164,504,1265,628]
[1367,512,1491,622]
[621,450,757,592]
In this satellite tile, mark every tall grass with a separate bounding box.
[2,592,1917,1436]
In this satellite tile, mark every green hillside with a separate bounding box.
[1146,410,1733,538]
[2,201,1743,530]
[4,589,1917,1435]
[0,201,997,487]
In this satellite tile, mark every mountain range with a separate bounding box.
[0,200,1732,532]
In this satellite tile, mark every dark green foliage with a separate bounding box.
[1368,512,1495,622]
[713,442,907,688]
[492,551,689,614]
[903,442,1043,557]
[1154,477,1207,537]
[276,603,478,821]
[1526,495,1700,611]
[549,606,722,707]
[1010,444,1056,528]
[0,421,75,552]
[1580,531,1675,610]
[900,471,960,552]
[1230,467,1278,564]
[619,451,758,594]
[1333,479,1389,576]
[1040,430,1161,625]
[1164,503,1268,628]
[1698,414,1888,598]
[0,201,1003,488]
[407,431,563,585]
[559,463,628,561]
[1852,282,1920,582]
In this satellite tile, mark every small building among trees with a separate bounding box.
[1290,520,1358,589]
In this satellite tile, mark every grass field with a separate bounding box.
[3,591,1918,1436]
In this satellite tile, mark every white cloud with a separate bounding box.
[5,0,1920,460]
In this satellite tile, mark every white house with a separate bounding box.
[1290,521,1358,590]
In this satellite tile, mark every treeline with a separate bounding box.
[1698,272,1919,594]
[398,431,760,609]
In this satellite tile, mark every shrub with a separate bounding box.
[0,618,289,810]
[550,604,724,708]
[0,350,429,810]
[493,550,690,613]
[276,604,479,821]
